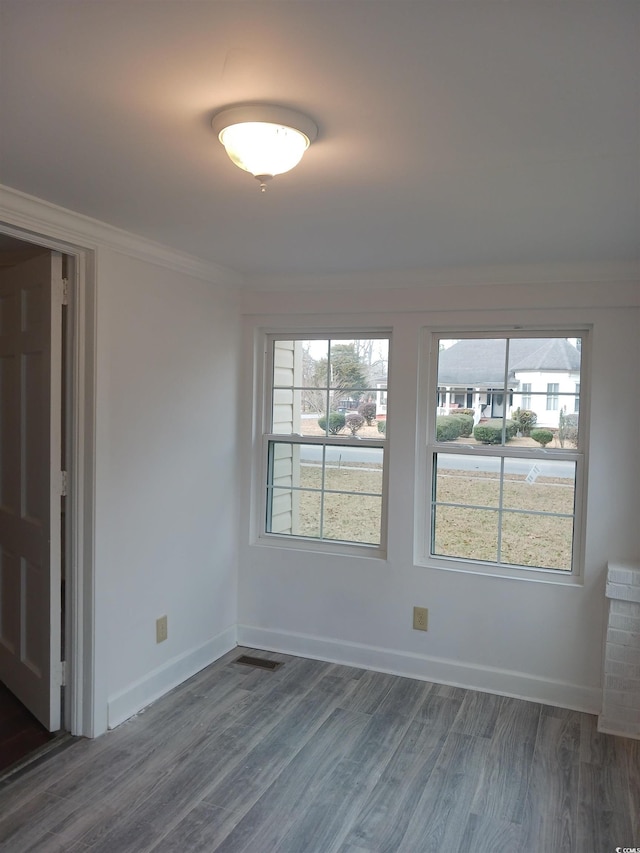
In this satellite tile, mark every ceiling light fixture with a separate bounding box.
[212,104,318,192]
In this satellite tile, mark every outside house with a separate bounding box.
[437,337,581,428]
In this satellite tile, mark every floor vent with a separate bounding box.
[234,655,283,671]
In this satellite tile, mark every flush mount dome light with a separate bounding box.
[212,104,318,191]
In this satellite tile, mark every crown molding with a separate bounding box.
[245,260,640,294]
[0,185,244,288]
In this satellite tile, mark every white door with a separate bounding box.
[0,251,64,731]
[491,392,505,418]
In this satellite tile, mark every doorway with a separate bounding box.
[0,218,97,745]
[0,235,74,771]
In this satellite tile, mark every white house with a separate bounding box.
[437,337,581,427]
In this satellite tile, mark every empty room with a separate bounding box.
[0,1,638,851]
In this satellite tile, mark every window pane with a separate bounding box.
[272,386,301,434]
[268,487,322,538]
[556,396,580,448]
[272,338,388,439]
[272,340,317,435]
[268,441,303,488]
[500,513,574,571]
[502,459,576,514]
[437,339,506,419]
[324,446,383,494]
[433,505,499,562]
[434,454,501,508]
[323,493,382,545]
[267,441,384,545]
[508,335,580,417]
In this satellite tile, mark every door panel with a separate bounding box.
[0,251,63,731]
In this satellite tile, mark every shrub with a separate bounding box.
[436,415,463,442]
[512,407,537,436]
[473,419,517,444]
[318,412,345,434]
[345,412,365,435]
[456,408,475,418]
[531,428,554,448]
[377,420,386,435]
[451,413,474,438]
[558,409,579,448]
[357,401,377,426]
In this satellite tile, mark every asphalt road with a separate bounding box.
[297,445,574,479]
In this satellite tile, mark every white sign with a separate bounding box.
[526,464,541,485]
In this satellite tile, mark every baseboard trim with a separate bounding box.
[237,625,602,714]
[597,718,640,740]
[107,626,237,729]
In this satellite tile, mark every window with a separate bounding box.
[263,335,389,551]
[424,333,586,575]
[546,383,560,410]
[575,383,580,412]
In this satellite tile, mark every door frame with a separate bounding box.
[0,223,96,738]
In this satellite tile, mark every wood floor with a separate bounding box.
[0,648,638,853]
[0,682,55,775]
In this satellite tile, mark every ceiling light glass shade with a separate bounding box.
[212,105,318,189]
[219,122,309,177]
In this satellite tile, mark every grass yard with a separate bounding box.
[296,464,382,544]
[290,461,574,569]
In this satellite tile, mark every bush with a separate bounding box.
[318,412,345,434]
[357,401,377,426]
[473,419,517,444]
[345,412,365,435]
[451,413,474,438]
[436,415,463,442]
[558,410,579,448]
[512,407,537,436]
[456,408,475,418]
[377,420,386,435]
[531,428,554,448]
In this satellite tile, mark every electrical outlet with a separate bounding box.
[156,615,168,643]
[413,606,428,631]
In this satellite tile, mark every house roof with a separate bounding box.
[437,338,581,386]
[0,1,638,283]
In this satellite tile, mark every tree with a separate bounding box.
[301,346,326,414]
[345,412,365,435]
[312,343,368,410]
[358,400,377,425]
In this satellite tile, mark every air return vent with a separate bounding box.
[234,655,283,671]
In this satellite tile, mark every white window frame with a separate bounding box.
[416,328,589,584]
[258,331,391,558]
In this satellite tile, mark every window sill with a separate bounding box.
[255,532,387,561]
[416,554,584,586]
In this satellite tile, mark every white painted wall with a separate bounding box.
[94,249,240,728]
[238,280,640,712]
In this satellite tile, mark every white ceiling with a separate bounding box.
[1,0,638,280]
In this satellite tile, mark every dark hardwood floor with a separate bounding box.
[0,682,55,776]
[0,648,638,852]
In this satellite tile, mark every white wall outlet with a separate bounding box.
[413,606,428,631]
[156,615,168,643]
